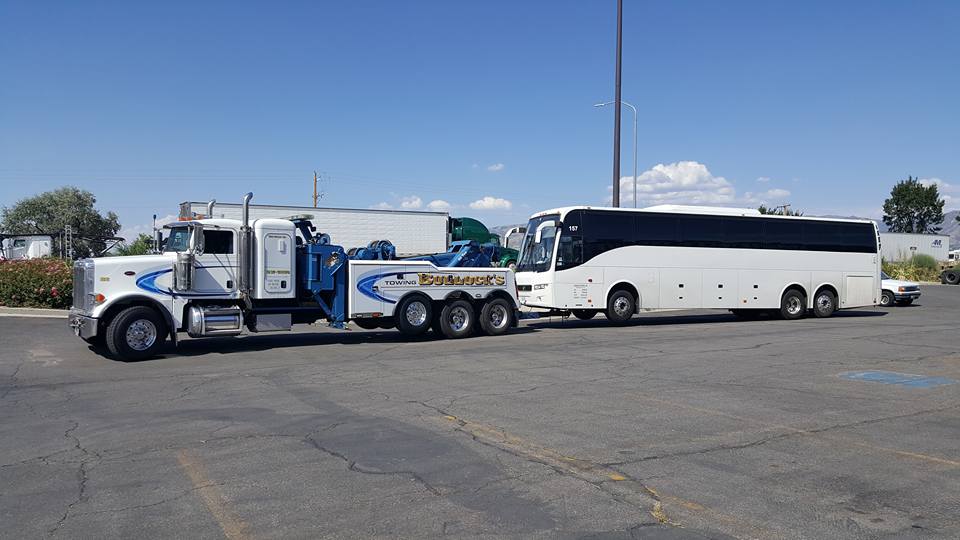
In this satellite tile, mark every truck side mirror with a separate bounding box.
[190,225,205,256]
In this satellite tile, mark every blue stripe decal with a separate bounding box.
[135,268,234,298]
[840,371,956,388]
[356,272,399,304]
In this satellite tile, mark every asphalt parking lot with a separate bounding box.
[2,286,959,540]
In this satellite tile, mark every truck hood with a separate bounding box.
[90,254,175,270]
[881,278,919,289]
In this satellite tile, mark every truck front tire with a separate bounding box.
[105,306,167,361]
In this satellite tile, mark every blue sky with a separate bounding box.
[1,0,958,239]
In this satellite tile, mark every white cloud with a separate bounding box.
[370,202,393,210]
[486,163,505,172]
[426,199,452,211]
[756,176,771,183]
[399,195,422,209]
[118,214,178,242]
[611,161,736,206]
[469,196,513,210]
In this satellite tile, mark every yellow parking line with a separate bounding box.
[176,449,251,540]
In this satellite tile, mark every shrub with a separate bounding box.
[908,253,938,270]
[883,259,941,283]
[0,258,73,309]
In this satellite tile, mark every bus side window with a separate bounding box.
[556,235,583,270]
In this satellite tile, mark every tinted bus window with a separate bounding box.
[584,211,634,260]
[724,218,763,249]
[636,214,679,245]
[679,215,724,247]
[763,219,803,250]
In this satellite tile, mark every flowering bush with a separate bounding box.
[0,258,73,309]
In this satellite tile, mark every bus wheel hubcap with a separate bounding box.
[787,298,802,315]
[614,297,630,316]
[126,320,157,351]
[406,302,427,326]
[450,307,470,331]
[817,295,832,311]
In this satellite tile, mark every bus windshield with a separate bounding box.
[516,214,559,272]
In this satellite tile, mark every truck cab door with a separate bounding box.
[193,229,238,295]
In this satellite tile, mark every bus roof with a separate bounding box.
[527,205,877,225]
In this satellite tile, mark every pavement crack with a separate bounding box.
[303,435,441,496]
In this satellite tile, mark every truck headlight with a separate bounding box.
[897,286,905,292]
[533,284,548,290]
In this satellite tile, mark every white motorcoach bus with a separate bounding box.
[514,205,880,322]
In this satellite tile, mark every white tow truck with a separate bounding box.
[69,193,519,360]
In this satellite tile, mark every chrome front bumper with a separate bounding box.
[894,291,921,301]
[68,310,98,339]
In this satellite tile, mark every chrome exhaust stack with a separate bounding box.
[238,192,254,298]
[206,199,216,218]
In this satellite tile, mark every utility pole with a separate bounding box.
[611,0,623,207]
[313,171,319,208]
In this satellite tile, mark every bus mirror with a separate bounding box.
[535,220,556,243]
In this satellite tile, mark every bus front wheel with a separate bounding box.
[606,290,635,324]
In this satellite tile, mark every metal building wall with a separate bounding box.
[879,232,950,261]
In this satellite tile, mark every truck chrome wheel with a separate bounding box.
[487,304,508,330]
[125,319,158,351]
[405,301,428,327]
[449,306,470,331]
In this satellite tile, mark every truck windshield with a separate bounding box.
[516,215,559,273]
[164,226,191,253]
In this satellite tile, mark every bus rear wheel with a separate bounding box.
[779,290,807,320]
[812,289,836,318]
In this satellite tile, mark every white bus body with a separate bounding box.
[514,206,880,320]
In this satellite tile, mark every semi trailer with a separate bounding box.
[70,193,519,361]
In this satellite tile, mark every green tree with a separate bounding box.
[0,187,121,258]
[115,233,155,256]
[758,204,803,216]
[882,176,945,233]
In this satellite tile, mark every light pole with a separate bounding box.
[612,0,623,207]
[595,100,638,208]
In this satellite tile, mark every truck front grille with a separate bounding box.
[72,262,86,309]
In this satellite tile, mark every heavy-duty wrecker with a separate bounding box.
[69,193,519,361]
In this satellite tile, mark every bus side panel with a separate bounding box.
[659,269,702,309]
[842,274,875,308]
[738,271,769,308]
[702,270,737,309]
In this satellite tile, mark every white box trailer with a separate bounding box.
[181,201,449,257]
[879,232,950,262]
[0,235,53,260]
